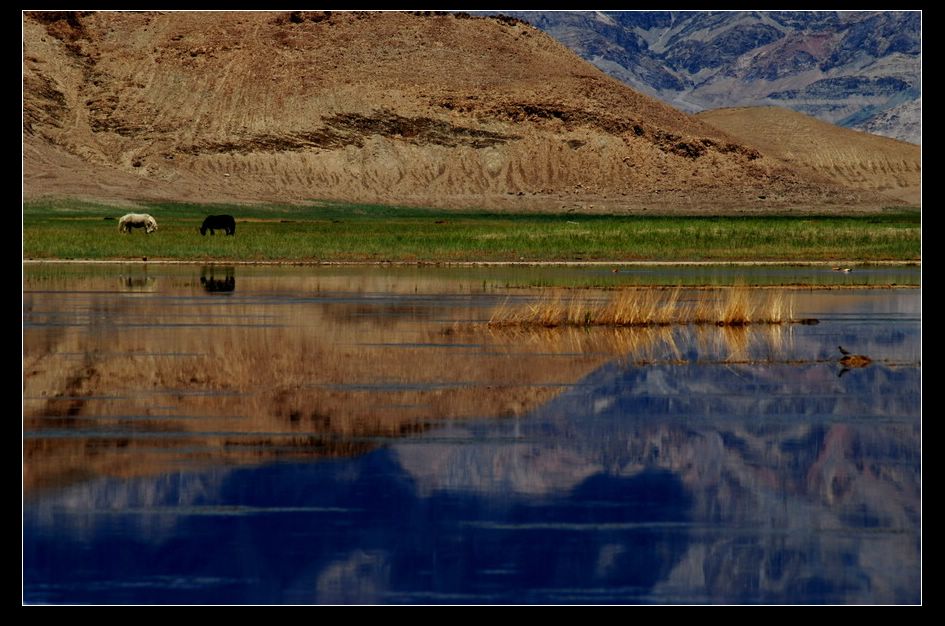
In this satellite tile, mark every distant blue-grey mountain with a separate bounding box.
[488,11,921,144]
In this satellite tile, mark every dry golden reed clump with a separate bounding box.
[488,286,796,328]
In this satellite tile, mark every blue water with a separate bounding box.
[22,266,921,604]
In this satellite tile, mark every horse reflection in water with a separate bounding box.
[200,266,236,293]
[118,275,157,291]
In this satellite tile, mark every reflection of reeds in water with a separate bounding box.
[709,288,794,326]
[695,323,793,364]
[486,323,793,366]
[486,325,684,364]
[489,286,798,328]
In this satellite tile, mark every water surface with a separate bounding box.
[23,264,921,604]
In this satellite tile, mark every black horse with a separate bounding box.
[200,214,236,236]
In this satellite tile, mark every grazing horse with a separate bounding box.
[118,213,158,234]
[200,214,236,236]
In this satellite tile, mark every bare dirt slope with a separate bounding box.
[698,106,921,205]
[23,11,904,212]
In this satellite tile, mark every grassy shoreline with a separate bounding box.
[24,199,921,264]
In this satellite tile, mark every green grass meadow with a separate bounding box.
[22,199,921,263]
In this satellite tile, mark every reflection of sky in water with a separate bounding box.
[23,268,920,604]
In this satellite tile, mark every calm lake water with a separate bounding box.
[23,264,921,604]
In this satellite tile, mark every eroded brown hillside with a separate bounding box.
[697,106,921,205]
[23,11,899,212]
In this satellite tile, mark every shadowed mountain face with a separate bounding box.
[22,10,900,212]
[495,11,920,145]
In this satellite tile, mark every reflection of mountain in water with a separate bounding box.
[397,360,920,604]
[24,452,692,604]
[22,274,920,604]
[25,359,919,604]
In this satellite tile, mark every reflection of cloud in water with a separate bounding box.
[315,550,391,605]
[27,470,230,540]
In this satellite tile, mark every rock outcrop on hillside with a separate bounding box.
[851,98,921,145]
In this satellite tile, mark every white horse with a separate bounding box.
[118,213,158,234]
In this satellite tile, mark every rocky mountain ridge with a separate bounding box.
[495,11,921,145]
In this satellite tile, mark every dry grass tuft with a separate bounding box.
[488,286,798,328]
